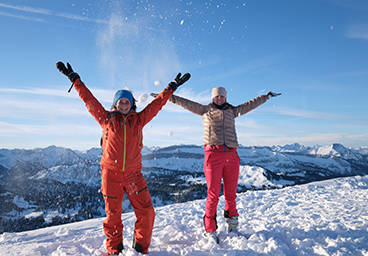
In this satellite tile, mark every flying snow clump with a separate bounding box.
[138,93,148,103]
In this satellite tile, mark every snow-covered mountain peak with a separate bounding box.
[271,143,312,153]
[351,146,368,155]
[332,142,349,153]
[311,143,350,157]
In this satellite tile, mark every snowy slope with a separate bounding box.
[1,175,368,255]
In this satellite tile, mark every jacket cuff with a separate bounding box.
[166,81,179,91]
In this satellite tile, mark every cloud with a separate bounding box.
[174,87,211,104]
[0,121,96,135]
[270,107,348,120]
[345,24,368,40]
[205,52,293,82]
[0,86,121,104]
[0,86,90,120]
[0,121,101,150]
[326,0,368,10]
[0,3,53,15]
[0,98,89,120]
[236,119,271,130]
[0,2,108,24]
[0,87,73,97]
[0,10,46,23]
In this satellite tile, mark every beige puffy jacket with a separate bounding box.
[169,94,268,148]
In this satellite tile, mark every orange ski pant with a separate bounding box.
[101,167,155,255]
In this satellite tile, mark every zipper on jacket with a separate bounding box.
[122,117,127,172]
[222,110,226,151]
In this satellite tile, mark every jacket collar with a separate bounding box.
[212,102,230,110]
[109,109,137,116]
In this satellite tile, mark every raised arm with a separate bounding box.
[233,91,281,117]
[56,61,108,127]
[139,72,191,127]
[168,94,208,116]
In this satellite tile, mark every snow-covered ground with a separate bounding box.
[1,175,368,255]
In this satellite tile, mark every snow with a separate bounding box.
[28,163,101,186]
[351,146,368,155]
[238,165,280,188]
[1,175,368,255]
[138,93,149,103]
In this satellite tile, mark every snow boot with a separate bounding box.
[132,235,144,254]
[117,242,124,254]
[108,241,123,255]
[204,231,219,244]
[225,215,239,233]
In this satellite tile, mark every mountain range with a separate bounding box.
[1,143,367,233]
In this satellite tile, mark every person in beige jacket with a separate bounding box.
[153,86,280,242]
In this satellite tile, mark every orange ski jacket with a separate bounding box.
[73,79,174,173]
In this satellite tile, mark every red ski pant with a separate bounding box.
[203,145,240,233]
[101,167,155,255]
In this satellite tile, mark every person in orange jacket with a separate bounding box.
[57,62,190,255]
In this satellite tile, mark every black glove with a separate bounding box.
[167,72,191,91]
[56,61,80,92]
[267,91,281,99]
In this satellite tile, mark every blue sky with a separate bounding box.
[1,0,368,150]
